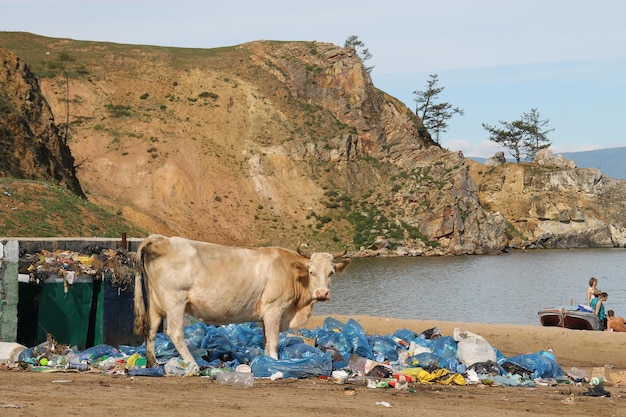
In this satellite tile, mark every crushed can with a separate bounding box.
[68,362,89,371]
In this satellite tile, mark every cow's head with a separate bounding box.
[296,246,350,301]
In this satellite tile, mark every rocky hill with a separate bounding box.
[1,32,625,255]
[0,46,83,197]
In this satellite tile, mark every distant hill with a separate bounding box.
[470,147,626,180]
[560,147,626,181]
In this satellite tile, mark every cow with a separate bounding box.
[133,234,350,374]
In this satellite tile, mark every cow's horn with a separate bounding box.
[332,249,347,259]
[297,244,311,258]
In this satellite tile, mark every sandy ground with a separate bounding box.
[1,315,625,417]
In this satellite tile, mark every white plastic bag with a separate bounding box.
[163,357,191,375]
[453,328,496,366]
[0,342,27,362]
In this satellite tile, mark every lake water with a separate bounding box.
[314,248,626,326]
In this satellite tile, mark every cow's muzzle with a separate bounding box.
[315,288,330,300]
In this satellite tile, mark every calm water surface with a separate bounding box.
[315,248,626,326]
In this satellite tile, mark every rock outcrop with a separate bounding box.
[0,47,84,197]
[468,152,626,250]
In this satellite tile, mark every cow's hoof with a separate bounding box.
[186,366,200,376]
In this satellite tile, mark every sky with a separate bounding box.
[2,0,625,157]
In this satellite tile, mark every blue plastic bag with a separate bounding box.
[429,336,458,362]
[323,316,346,332]
[250,351,332,378]
[369,335,398,361]
[128,365,165,377]
[499,351,563,379]
[393,329,419,344]
[343,318,373,359]
[77,344,121,363]
[314,329,350,358]
[184,322,211,347]
[225,322,264,349]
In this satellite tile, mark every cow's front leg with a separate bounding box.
[262,312,282,359]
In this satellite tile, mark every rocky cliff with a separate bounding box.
[470,149,626,249]
[1,33,624,254]
[0,47,83,197]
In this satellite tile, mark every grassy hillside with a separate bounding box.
[0,178,147,237]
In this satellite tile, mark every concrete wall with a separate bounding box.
[0,241,19,342]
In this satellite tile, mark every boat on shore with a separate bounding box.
[538,305,600,331]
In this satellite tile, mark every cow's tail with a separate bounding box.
[133,239,150,337]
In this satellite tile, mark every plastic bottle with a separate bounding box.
[47,354,67,368]
[97,356,124,371]
[77,344,120,363]
[215,371,254,387]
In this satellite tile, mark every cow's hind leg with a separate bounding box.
[164,306,199,374]
[145,308,162,368]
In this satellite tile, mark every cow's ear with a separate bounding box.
[291,261,309,284]
[334,259,351,273]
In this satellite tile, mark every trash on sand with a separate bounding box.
[582,384,611,397]
[14,315,594,390]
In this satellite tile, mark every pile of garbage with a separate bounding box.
[18,247,136,287]
[2,316,590,390]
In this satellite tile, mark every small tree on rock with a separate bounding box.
[521,108,554,161]
[344,35,374,74]
[413,74,464,143]
[482,108,553,162]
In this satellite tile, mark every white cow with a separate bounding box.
[133,234,350,373]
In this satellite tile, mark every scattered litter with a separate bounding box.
[270,371,283,380]
[582,384,611,397]
[9,315,608,393]
[376,401,392,408]
[331,370,348,384]
[0,404,25,409]
[561,395,574,405]
[18,247,136,286]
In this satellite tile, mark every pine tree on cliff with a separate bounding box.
[344,35,374,74]
[413,74,464,143]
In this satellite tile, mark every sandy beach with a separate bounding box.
[1,315,624,417]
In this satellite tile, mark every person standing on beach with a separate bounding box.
[586,277,600,306]
[606,310,626,332]
[590,292,608,330]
